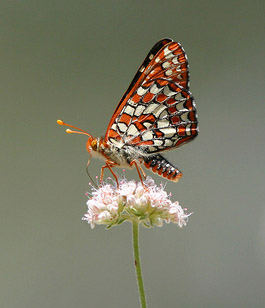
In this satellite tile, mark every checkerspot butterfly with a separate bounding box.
[58,38,198,185]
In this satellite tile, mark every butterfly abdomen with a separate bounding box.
[143,154,182,182]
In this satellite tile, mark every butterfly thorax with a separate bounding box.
[87,137,135,168]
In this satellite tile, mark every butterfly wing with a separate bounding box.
[105,38,198,154]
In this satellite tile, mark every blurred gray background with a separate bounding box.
[1,1,265,307]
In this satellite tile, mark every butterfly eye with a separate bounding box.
[91,139,97,151]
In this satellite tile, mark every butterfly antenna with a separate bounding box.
[57,120,92,138]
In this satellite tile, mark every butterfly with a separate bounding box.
[58,38,198,186]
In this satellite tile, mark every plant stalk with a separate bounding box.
[132,220,147,308]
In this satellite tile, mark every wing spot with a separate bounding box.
[164,139,173,146]
[124,105,135,116]
[137,87,148,96]
[175,92,185,101]
[134,105,146,116]
[175,101,186,112]
[143,122,153,129]
[153,105,167,118]
[157,119,169,128]
[153,139,163,146]
[164,46,171,56]
[142,92,155,103]
[117,123,127,133]
[163,85,176,97]
[162,61,171,69]
[160,127,176,138]
[127,124,139,136]
[111,123,117,130]
[165,69,173,76]
[150,83,161,95]
[177,125,187,136]
[139,66,145,73]
[171,115,180,124]
[159,110,168,119]
[143,103,160,114]
[172,56,180,64]
[142,131,153,141]
[180,112,189,122]
[185,124,192,136]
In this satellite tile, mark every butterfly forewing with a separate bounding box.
[105,39,198,154]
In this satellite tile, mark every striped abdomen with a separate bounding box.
[143,154,182,182]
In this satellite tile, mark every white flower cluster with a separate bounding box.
[82,176,191,229]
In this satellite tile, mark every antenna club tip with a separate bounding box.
[66,129,72,133]
[57,119,64,125]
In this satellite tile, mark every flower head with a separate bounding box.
[82,176,191,229]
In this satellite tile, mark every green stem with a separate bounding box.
[132,220,147,308]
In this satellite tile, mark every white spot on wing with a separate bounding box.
[153,105,167,118]
[143,122,152,129]
[165,53,175,60]
[137,87,148,96]
[164,85,176,97]
[124,105,135,116]
[164,46,171,56]
[153,139,163,146]
[172,56,180,64]
[160,127,176,138]
[159,110,168,119]
[165,69,173,76]
[185,124,192,136]
[164,139,173,146]
[174,92,184,101]
[175,100,187,111]
[128,99,137,106]
[157,119,169,128]
[117,123,127,133]
[134,105,145,116]
[139,66,145,73]
[143,103,160,114]
[109,138,124,148]
[142,131,153,141]
[150,83,161,94]
[127,124,139,136]
[162,61,171,69]
[180,112,189,122]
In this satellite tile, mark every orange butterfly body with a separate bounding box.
[58,38,198,185]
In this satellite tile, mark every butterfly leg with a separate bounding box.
[138,164,147,179]
[100,160,119,187]
[130,160,146,187]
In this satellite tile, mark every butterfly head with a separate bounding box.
[86,137,99,153]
